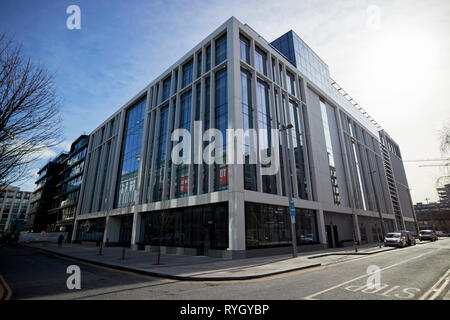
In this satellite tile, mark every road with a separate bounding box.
[0,238,449,300]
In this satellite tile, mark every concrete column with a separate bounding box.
[227,18,246,253]
[316,207,327,245]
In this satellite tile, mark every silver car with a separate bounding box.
[384,232,407,248]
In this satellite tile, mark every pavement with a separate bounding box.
[1,238,449,300]
[21,241,396,281]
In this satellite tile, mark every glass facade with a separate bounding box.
[182,59,193,88]
[193,83,201,195]
[256,79,277,194]
[174,90,192,198]
[286,71,297,97]
[274,90,286,196]
[255,47,267,76]
[215,34,227,65]
[162,76,171,102]
[239,34,250,64]
[152,105,169,202]
[288,100,308,199]
[205,45,211,72]
[320,99,340,205]
[165,100,177,199]
[115,98,146,208]
[241,69,257,191]
[202,77,211,194]
[140,202,228,250]
[245,202,318,248]
[349,122,367,210]
[196,52,202,78]
[214,68,228,191]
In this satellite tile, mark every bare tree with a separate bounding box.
[439,122,450,155]
[436,121,450,187]
[0,33,62,189]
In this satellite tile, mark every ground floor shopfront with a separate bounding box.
[74,200,401,258]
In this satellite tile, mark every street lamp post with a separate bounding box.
[280,124,298,258]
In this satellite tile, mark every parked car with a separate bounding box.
[384,232,408,248]
[419,230,438,241]
[435,230,449,237]
[398,230,416,246]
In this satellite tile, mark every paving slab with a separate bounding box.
[21,242,396,281]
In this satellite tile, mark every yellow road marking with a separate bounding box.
[419,268,450,300]
[0,275,12,300]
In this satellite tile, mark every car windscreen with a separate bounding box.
[421,231,431,235]
[386,233,400,238]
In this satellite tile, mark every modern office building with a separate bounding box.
[73,17,417,258]
[0,186,31,233]
[55,135,89,239]
[27,135,89,236]
[28,152,68,232]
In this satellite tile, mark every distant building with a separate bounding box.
[0,186,32,233]
[27,135,88,239]
[437,184,450,204]
[414,184,450,232]
[56,135,89,238]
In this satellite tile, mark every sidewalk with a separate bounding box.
[22,242,395,281]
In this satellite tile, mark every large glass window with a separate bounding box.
[205,45,211,72]
[152,105,169,202]
[182,59,193,88]
[202,78,210,194]
[240,34,250,64]
[193,83,201,195]
[245,202,318,248]
[255,47,267,76]
[257,79,277,194]
[215,34,227,65]
[288,100,308,199]
[274,90,286,196]
[175,90,192,198]
[165,100,177,199]
[162,76,171,102]
[196,52,202,79]
[320,99,340,205]
[349,122,367,210]
[214,68,228,191]
[173,70,178,94]
[286,71,296,97]
[115,98,146,208]
[145,112,157,203]
[140,202,229,250]
[241,69,256,191]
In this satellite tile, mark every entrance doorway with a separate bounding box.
[326,225,333,248]
[333,225,340,248]
[118,215,133,246]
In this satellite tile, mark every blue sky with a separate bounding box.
[1,0,449,202]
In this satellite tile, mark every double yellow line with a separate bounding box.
[0,275,12,300]
[420,268,450,300]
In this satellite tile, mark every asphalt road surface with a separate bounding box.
[1,238,449,300]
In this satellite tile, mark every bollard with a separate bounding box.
[121,246,126,260]
[354,241,358,253]
[98,241,103,256]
